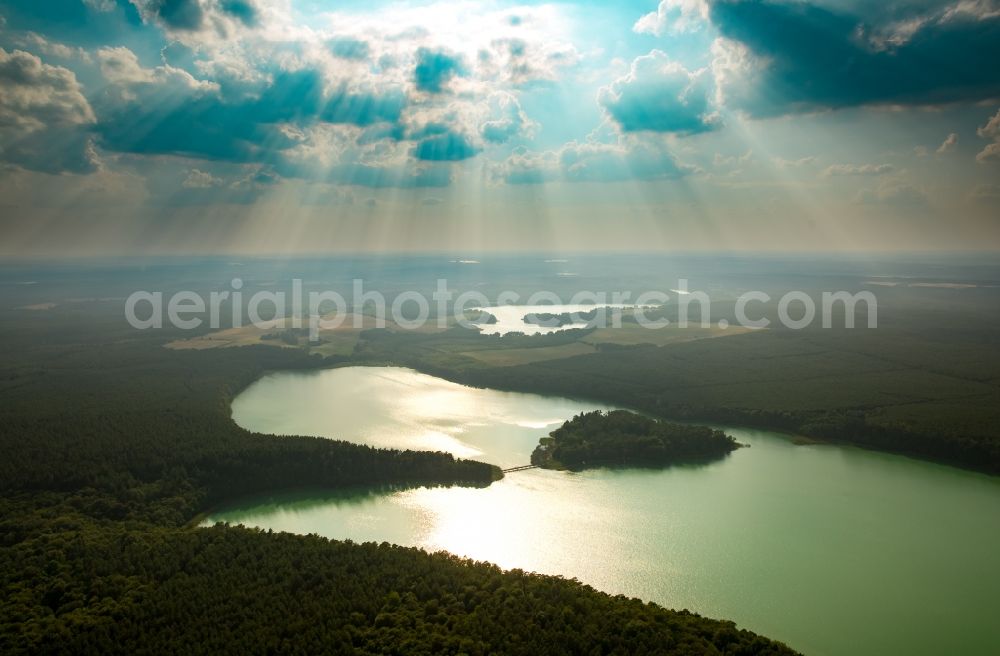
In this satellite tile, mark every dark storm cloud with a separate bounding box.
[710,0,1000,116]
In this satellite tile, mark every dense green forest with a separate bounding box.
[0,299,796,654]
[532,411,741,471]
[0,520,795,655]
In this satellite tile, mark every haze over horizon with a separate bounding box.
[1,0,998,255]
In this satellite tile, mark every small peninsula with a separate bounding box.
[531,410,742,471]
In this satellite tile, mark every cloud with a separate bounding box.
[599,50,719,135]
[855,179,927,207]
[97,46,215,90]
[328,37,370,61]
[414,47,465,93]
[936,132,959,154]
[561,140,695,182]
[182,168,222,188]
[978,110,1000,139]
[772,155,817,169]
[125,0,272,44]
[978,142,1000,162]
[142,163,279,205]
[977,108,1000,163]
[634,0,709,36]
[480,92,535,144]
[321,163,453,188]
[131,0,205,31]
[320,87,406,126]
[323,2,578,89]
[413,129,481,161]
[476,37,579,87]
[0,48,98,173]
[493,139,695,185]
[11,33,92,62]
[0,48,95,128]
[83,0,118,11]
[823,163,895,176]
[709,0,1000,116]
[23,2,562,189]
[713,149,752,169]
[219,0,259,27]
[93,47,407,166]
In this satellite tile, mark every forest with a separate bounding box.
[532,411,741,471]
[0,295,796,654]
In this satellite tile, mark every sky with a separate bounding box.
[0,0,998,255]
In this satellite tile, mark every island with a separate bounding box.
[467,309,499,325]
[523,308,601,327]
[531,410,743,471]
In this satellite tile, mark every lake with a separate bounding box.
[206,366,1000,656]
[473,304,637,336]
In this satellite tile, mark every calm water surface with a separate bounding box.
[474,304,635,336]
[207,367,1000,656]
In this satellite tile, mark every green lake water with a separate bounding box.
[205,366,1000,656]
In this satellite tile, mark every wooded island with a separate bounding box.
[532,410,742,471]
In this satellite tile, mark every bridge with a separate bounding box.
[501,465,538,473]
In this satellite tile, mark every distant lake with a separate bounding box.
[207,367,1000,656]
[473,304,636,336]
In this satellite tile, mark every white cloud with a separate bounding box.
[320,2,579,92]
[978,142,1000,163]
[598,50,720,135]
[936,132,958,154]
[977,108,1000,163]
[633,0,709,36]
[940,0,1000,23]
[714,150,752,169]
[97,46,218,94]
[491,137,694,185]
[183,168,223,188]
[12,33,92,63]
[480,92,536,144]
[83,0,117,12]
[773,156,817,169]
[823,163,894,177]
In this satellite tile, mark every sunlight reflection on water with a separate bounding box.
[213,366,1000,656]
